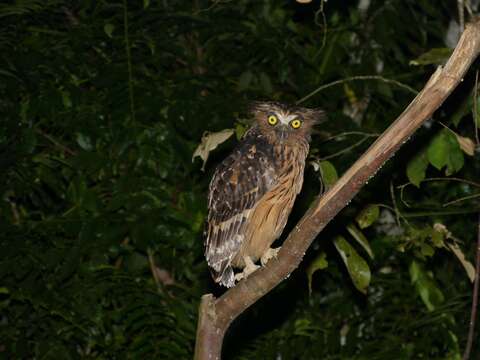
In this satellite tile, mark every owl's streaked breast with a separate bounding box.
[231,140,309,267]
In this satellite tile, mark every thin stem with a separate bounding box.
[399,177,480,208]
[319,135,372,160]
[319,131,380,144]
[390,181,402,226]
[36,128,76,156]
[376,203,411,226]
[147,249,161,287]
[473,70,479,145]
[401,208,480,218]
[314,0,328,51]
[123,0,136,124]
[443,193,480,207]
[296,75,418,104]
[462,212,480,360]
[458,0,465,31]
[398,177,480,190]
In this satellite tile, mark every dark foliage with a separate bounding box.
[0,0,478,358]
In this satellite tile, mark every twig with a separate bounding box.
[473,70,479,145]
[148,249,161,287]
[318,134,373,160]
[458,0,465,31]
[376,203,411,226]
[462,212,480,359]
[319,131,379,143]
[399,177,480,207]
[314,0,328,51]
[194,0,234,14]
[123,0,136,124]
[296,75,418,104]
[9,200,20,224]
[398,177,480,190]
[114,237,130,269]
[465,0,474,18]
[402,208,480,218]
[443,193,480,207]
[35,128,76,156]
[194,18,480,360]
[61,6,79,26]
[390,181,401,227]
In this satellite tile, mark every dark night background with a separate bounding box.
[1,0,479,358]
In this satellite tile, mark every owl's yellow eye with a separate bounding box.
[267,115,278,126]
[290,119,302,129]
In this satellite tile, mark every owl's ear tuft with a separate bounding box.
[311,108,327,124]
[248,100,276,115]
[248,101,261,114]
[248,101,266,114]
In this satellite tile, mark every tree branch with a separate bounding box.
[194,17,480,360]
[463,212,480,360]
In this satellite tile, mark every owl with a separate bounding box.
[205,101,324,287]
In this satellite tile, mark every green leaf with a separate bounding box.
[406,151,428,187]
[409,48,452,66]
[293,319,315,337]
[427,130,464,175]
[431,225,446,248]
[104,23,115,38]
[306,252,328,295]
[237,71,253,91]
[235,123,247,140]
[319,160,338,189]
[409,260,444,311]
[448,242,475,282]
[355,204,380,229]
[427,131,449,170]
[259,72,273,94]
[444,132,465,175]
[76,133,93,151]
[61,89,72,108]
[346,223,374,259]
[451,93,471,126]
[334,236,371,294]
[419,243,434,257]
[23,128,37,154]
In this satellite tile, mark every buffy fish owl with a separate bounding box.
[205,101,324,287]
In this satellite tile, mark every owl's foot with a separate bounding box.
[261,247,280,267]
[234,256,260,282]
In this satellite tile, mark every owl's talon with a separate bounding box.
[261,247,280,267]
[235,256,260,283]
[234,272,244,282]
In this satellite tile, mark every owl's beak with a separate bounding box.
[276,128,288,142]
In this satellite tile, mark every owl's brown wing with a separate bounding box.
[205,128,277,287]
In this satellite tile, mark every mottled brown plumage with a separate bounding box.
[205,101,324,287]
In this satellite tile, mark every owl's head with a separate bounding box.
[249,101,325,144]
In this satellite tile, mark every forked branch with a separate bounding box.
[195,18,480,360]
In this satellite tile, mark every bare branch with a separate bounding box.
[463,212,480,359]
[296,75,418,105]
[194,18,480,360]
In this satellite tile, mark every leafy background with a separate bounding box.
[1,0,479,358]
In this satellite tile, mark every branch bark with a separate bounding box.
[463,212,480,360]
[194,18,480,360]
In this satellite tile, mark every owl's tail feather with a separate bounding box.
[212,264,235,288]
